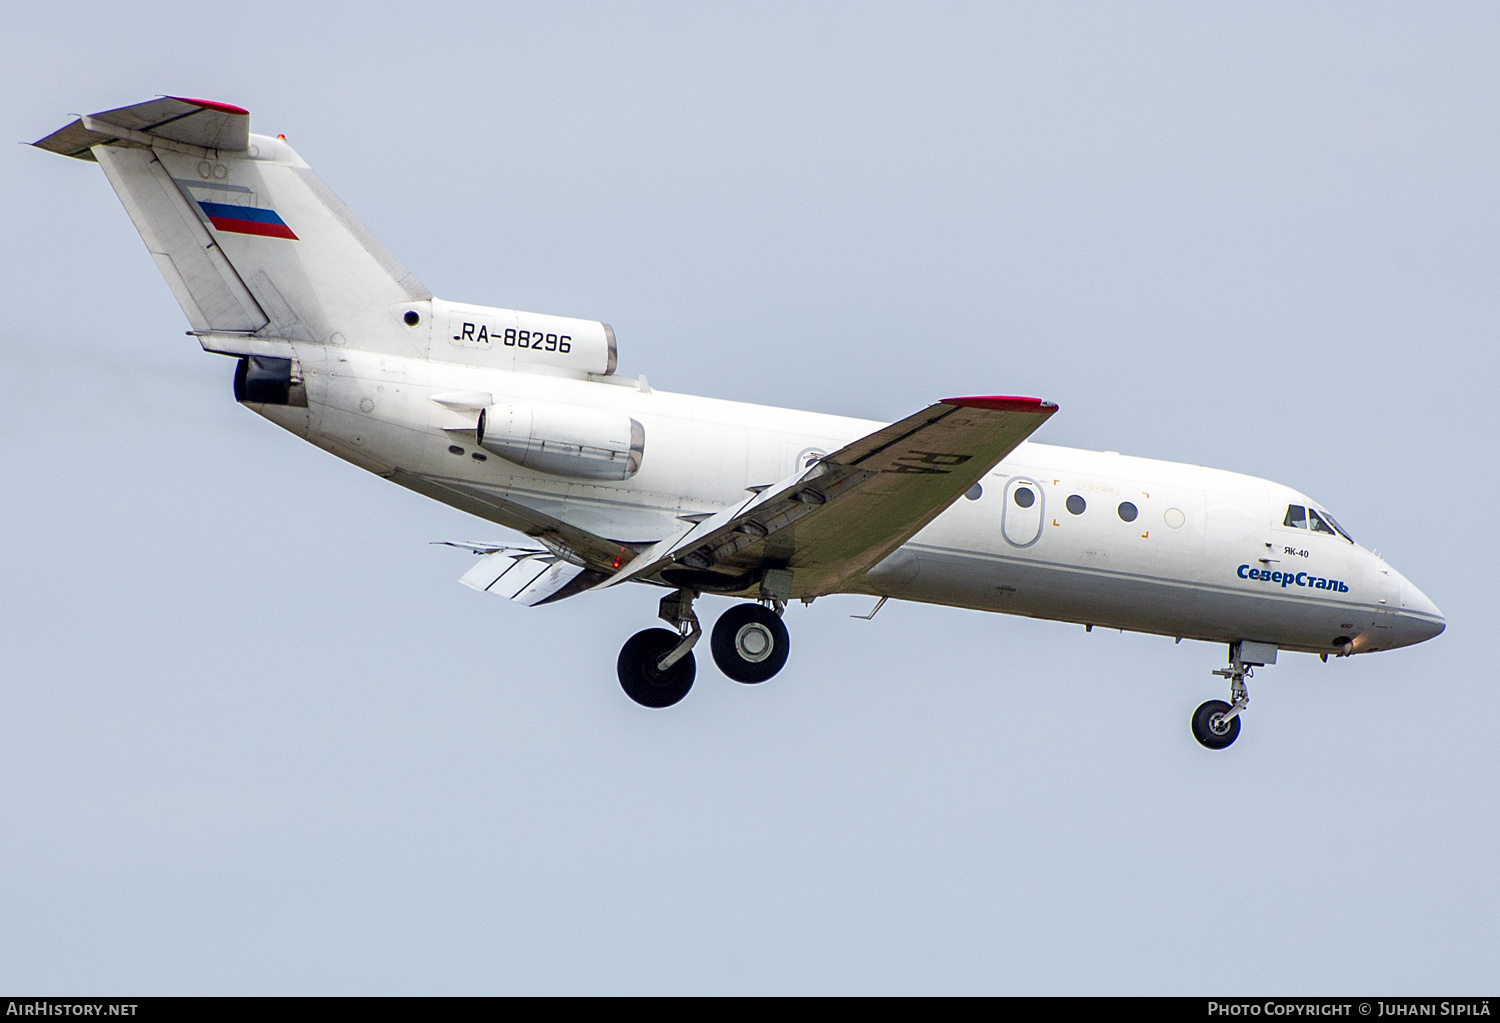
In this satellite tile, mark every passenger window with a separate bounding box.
[1283,505,1307,529]
[1013,486,1036,508]
[1307,508,1337,535]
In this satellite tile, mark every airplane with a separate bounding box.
[32,96,1446,749]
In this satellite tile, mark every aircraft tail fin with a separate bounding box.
[35,97,431,350]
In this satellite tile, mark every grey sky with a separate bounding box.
[1,2,1495,993]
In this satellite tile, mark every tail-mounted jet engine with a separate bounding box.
[477,400,644,481]
[233,356,308,407]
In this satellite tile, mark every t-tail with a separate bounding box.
[35,96,620,393]
[34,97,433,361]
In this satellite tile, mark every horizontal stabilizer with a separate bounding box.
[34,97,250,161]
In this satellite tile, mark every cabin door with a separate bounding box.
[1001,477,1045,547]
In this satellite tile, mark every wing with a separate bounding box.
[598,395,1058,597]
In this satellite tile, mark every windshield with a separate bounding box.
[1282,503,1355,544]
[1321,510,1355,544]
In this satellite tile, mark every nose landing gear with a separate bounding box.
[1191,642,1273,750]
[1191,696,1243,750]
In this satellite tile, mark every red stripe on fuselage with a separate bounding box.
[207,216,298,240]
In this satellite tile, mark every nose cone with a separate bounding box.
[1394,578,1446,648]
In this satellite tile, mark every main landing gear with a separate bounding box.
[616,589,702,709]
[1191,641,1274,750]
[616,589,791,707]
[711,601,790,683]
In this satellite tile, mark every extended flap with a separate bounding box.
[457,547,603,606]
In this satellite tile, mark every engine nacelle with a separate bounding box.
[478,400,645,481]
[233,355,307,407]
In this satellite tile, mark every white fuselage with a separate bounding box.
[255,344,1444,659]
[31,103,1443,677]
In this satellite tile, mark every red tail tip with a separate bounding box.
[169,97,250,116]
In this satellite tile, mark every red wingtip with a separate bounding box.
[169,97,250,116]
[941,395,1058,413]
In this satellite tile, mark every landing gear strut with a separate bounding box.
[1192,641,1272,750]
[617,591,794,705]
[711,601,791,683]
[616,589,701,708]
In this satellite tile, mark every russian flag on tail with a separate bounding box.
[197,200,298,240]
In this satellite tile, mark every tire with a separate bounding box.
[617,628,696,708]
[710,603,790,683]
[1191,699,1241,750]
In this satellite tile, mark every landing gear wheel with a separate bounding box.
[617,628,696,708]
[1191,699,1241,750]
[711,603,790,683]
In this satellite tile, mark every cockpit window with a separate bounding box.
[1283,503,1355,543]
[1307,508,1337,535]
[1321,511,1355,544]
